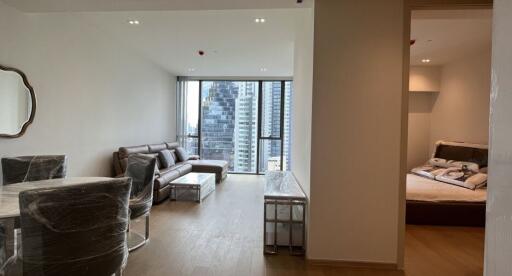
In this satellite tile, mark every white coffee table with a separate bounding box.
[169,173,216,203]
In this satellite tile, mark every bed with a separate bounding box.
[406,141,488,227]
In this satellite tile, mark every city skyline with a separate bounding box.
[183,80,292,173]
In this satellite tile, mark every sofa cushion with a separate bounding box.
[170,150,178,163]
[158,150,175,168]
[148,143,167,153]
[176,163,192,176]
[119,145,150,159]
[175,147,189,162]
[155,168,180,189]
[187,160,228,183]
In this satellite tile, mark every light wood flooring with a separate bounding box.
[124,175,485,276]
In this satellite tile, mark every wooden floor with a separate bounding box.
[124,175,484,276]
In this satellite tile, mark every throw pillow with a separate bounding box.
[158,150,175,168]
[175,147,189,162]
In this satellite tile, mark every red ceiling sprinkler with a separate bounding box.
[198,50,205,56]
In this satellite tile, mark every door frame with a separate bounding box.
[397,0,493,269]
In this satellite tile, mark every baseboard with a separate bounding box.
[307,258,399,270]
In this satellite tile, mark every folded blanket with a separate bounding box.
[412,159,487,190]
[411,165,446,179]
[428,158,479,172]
[435,167,487,190]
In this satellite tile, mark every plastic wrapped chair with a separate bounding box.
[0,225,5,275]
[124,154,157,252]
[18,178,131,276]
[1,155,67,185]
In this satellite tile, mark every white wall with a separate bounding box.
[407,49,491,169]
[309,0,405,264]
[430,49,491,151]
[407,93,435,170]
[409,66,441,92]
[0,3,176,183]
[485,0,512,274]
[291,8,314,198]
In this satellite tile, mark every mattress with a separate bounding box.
[406,173,486,203]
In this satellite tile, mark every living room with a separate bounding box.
[2,0,512,275]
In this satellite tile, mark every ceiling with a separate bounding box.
[1,0,312,12]
[410,9,492,66]
[75,9,302,77]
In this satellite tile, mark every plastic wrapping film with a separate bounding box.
[265,204,304,246]
[264,171,306,249]
[0,225,5,271]
[125,154,157,219]
[1,156,67,185]
[4,178,132,276]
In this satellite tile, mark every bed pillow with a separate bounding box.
[428,158,450,168]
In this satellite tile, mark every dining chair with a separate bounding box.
[1,155,67,185]
[124,154,157,252]
[18,178,131,276]
[0,225,5,274]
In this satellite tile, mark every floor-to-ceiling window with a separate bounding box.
[177,79,292,174]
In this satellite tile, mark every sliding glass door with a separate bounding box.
[178,79,292,174]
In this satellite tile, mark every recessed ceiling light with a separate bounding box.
[260,68,268,72]
[188,68,196,72]
[128,20,140,25]
[255,18,266,23]
[421,59,431,63]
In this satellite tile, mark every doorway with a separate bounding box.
[403,6,492,275]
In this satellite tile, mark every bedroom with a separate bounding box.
[406,8,492,274]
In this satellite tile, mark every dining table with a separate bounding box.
[0,177,113,259]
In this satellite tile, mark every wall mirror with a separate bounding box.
[0,65,36,138]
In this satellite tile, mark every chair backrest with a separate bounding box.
[1,155,67,185]
[19,178,131,276]
[124,154,157,218]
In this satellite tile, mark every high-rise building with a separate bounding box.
[283,81,292,170]
[185,80,292,173]
[201,81,238,170]
[234,82,258,172]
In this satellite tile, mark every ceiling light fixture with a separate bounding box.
[255,18,266,23]
[260,68,268,72]
[128,20,140,25]
[421,59,431,63]
[188,68,196,72]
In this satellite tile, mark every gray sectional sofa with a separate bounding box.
[113,142,228,204]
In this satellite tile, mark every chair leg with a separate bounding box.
[127,214,150,252]
[145,215,150,241]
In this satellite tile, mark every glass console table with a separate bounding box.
[264,171,307,255]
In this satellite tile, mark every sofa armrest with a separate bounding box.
[188,155,200,160]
